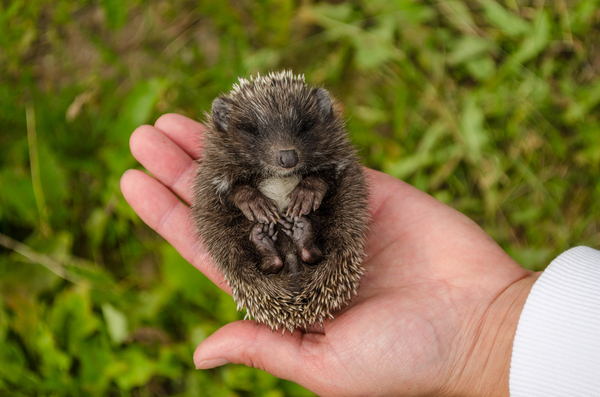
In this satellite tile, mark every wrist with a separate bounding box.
[446,271,541,397]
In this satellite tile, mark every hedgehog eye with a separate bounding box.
[238,122,259,135]
[298,120,315,135]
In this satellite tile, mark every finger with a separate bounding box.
[194,321,331,389]
[120,169,229,293]
[130,125,197,205]
[154,113,206,160]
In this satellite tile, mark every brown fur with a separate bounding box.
[192,71,368,331]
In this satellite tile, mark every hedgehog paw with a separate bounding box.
[281,216,323,264]
[285,176,327,218]
[250,223,283,274]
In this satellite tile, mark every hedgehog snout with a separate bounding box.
[277,150,298,168]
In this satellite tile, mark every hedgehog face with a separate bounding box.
[211,80,341,178]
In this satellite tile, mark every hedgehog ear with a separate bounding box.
[314,88,333,122]
[211,97,233,132]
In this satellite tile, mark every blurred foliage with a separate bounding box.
[1,0,600,395]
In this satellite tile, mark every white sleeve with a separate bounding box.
[509,246,600,397]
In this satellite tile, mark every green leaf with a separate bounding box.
[0,258,61,303]
[310,3,355,23]
[102,79,166,176]
[155,348,183,378]
[0,302,7,342]
[460,98,488,164]
[63,264,116,291]
[85,207,110,252]
[509,207,542,225]
[466,56,496,81]
[447,36,493,65]
[353,31,397,70]
[49,287,99,353]
[78,335,113,394]
[37,142,68,217]
[101,0,127,29]
[572,0,600,32]
[0,167,37,226]
[36,325,72,377]
[190,325,208,347]
[0,341,40,389]
[109,78,166,146]
[477,0,530,36]
[383,144,462,180]
[437,1,477,33]
[161,243,222,308]
[112,347,155,390]
[8,295,72,379]
[389,1,434,24]
[513,10,551,63]
[101,302,128,345]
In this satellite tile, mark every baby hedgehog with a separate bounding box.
[192,71,368,331]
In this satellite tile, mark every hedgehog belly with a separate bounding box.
[258,175,302,214]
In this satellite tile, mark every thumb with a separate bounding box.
[193,320,329,384]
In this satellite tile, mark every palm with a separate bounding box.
[121,114,529,396]
[285,169,526,395]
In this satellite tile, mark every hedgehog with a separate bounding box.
[192,71,368,332]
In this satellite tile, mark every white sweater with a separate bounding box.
[510,246,600,396]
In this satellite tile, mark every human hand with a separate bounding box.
[121,114,539,397]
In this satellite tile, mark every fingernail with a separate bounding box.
[195,358,229,370]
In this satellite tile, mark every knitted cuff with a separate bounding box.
[510,246,600,396]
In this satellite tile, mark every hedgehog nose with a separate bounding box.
[277,150,298,168]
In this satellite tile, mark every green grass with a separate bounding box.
[1,0,599,395]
